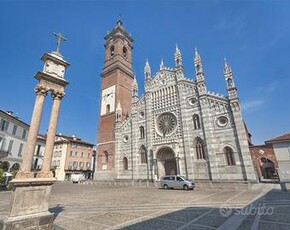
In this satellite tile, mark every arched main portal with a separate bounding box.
[156,147,177,178]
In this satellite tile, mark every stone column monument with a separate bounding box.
[0,33,69,230]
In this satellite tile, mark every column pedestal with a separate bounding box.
[0,178,56,230]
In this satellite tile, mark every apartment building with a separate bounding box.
[0,110,29,172]
[52,134,95,181]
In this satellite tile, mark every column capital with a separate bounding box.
[35,86,48,96]
[52,90,65,100]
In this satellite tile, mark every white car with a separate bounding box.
[71,174,85,184]
[160,175,195,190]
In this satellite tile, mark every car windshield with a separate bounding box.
[180,176,187,180]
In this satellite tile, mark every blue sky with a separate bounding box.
[0,0,289,145]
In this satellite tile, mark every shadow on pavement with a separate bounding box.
[119,189,290,230]
[49,204,65,220]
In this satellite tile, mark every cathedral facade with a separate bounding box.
[96,20,257,182]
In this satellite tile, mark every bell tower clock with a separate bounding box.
[96,19,134,178]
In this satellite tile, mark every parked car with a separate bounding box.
[160,175,195,190]
[71,173,85,184]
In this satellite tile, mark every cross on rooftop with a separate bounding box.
[53,32,67,54]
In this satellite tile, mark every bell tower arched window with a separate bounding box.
[123,46,127,58]
[193,114,201,130]
[224,147,235,166]
[110,46,115,56]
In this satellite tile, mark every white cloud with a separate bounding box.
[257,81,279,94]
[241,99,265,112]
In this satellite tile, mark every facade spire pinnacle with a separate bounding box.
[144,59,151,79]
[132,76,138,97]
[175,44,182,67]
[116,101,122,122]
[194,48,207,95]
[224,57,232,75]
[116,100,122,112]
[160,58,164,70]
[194,47,200,61]
[223,58,237,99]
[194,48,203,74]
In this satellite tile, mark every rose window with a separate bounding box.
[216,116,228,127]
[157,112,177,136]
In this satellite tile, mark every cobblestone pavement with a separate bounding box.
[0,182,290,229]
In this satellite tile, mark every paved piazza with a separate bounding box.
[1,182,290,229]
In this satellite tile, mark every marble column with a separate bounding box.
[38,90,64,178]
[16,86,47,179]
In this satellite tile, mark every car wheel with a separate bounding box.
[163,184,169,189]
[183,185,189,190]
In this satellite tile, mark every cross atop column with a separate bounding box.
[53,32,67,54]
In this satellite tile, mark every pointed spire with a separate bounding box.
[116,101,122,122]
[175,44,182,67]
[223,58,236,91]
[224,57,232,75]
[144,58,151,79]
[194,47,200,61]
[133,77,138,89]
[132,76,138,97]
[116,100,122,112]
[194,48,203,74]
[175,44,181,55]
[160,58,164,70]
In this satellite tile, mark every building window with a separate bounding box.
[106,104,110,114]
[104,151,109,163]
[88,153,90,158]
[33,158,39,170]
[195,138,205,160]
[224,147,235,166]
[69,151,73,156]
[0,119,9,131]
[86,162,90,168]
[12,125,17,135]
[81,152,84,157]
[36,144,41,156]
[18,143,23,156]
[193,114,201,130]
[123,157,128,170]
[140,145,147,164]
[22,129,27,139]
[139,126,145,139]
[110,46,115,56]
[123,46,127,58]
[8,140,13,155]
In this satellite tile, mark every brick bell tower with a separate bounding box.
[96,19,134,179]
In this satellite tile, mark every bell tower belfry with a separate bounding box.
[96,19,134,178]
